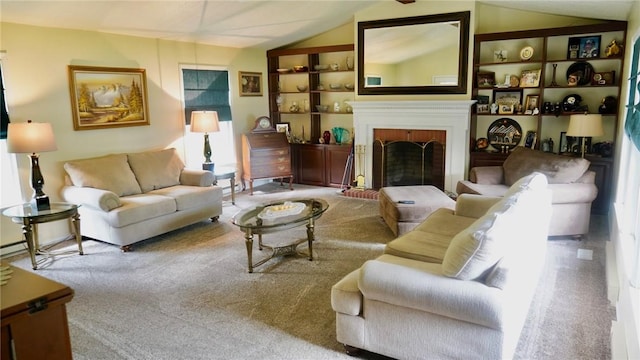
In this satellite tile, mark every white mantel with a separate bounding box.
[350,100,475,192]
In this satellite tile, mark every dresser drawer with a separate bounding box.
[250,147,290,158]
[250,162,291,178]
[250,154,290,166]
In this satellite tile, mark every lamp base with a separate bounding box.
[32,194,51,211]
[202,162,215,172]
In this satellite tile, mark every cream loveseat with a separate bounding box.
[457,147,597,237]
[331,173,552,360]
[61,148,222,250]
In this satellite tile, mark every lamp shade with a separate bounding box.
[190,111,220,133]
[566,113,604,137]
[7,120,57,154]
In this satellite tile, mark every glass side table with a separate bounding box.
[2,202,83,270]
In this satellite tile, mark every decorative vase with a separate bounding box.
[323,131,331,145]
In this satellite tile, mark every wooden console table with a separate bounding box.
[1,264,74,359]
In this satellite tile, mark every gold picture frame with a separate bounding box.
[239,71,263,96]
[68,65,150,130]
[520,69,541,88]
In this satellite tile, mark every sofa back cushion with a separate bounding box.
[502,147,590,185]
[127,148,185,193]
[64,154,142,196]
[442,173,548,280]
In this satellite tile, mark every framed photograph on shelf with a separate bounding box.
[498,104,514,114]
[493,89,522,110]
[520,69,541,88]
[477,72,495,88]
[567,35,601,59]
[239,71,263,96]
[276,122,290,136]
[524,94,540,114]
[476,95,490,114]
[68,65,150,130]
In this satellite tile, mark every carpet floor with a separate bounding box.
[5,183,614,359]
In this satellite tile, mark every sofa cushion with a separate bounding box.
[385,208,477,263]
[149,185,222,211]
[127,148,185,193]
[502,147,590,185]
[64,154,142,196]
[443,174,547,280]
[106,194,177,228]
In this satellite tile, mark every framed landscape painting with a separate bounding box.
[68,66,150,130]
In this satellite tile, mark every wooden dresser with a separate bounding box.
[242,131,293,195]
[1,264,74,359]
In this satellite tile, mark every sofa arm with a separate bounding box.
[469,166,504,184]
[454,194,502,218]
[61,186,121,212]
[180,169,215,187]
[358,257,503,329]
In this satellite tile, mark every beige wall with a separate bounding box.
[0,22,267,246]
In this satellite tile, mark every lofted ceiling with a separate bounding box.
[0,0,634,50]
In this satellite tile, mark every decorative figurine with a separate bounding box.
[605,39,623,58]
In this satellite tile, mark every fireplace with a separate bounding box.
[350,100,475,192]
[372,139,445,190]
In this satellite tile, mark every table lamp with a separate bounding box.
[190,110,220,172]
[566,113,603,158]
[7,120,58,210]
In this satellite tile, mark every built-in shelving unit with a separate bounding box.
[471,22,627,154]
[470,21,627,214]
[267,44,355,187]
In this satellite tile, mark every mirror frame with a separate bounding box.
[357,11,470,95]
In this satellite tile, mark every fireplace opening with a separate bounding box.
[372,139,445,190]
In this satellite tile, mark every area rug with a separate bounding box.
[6,183,614,360]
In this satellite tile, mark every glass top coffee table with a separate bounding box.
[232,198,329,273]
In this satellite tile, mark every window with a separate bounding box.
[0,60,22,207]
[180,66,235,170]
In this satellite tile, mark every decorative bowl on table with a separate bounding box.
[329,83,342,90]
[276,68,290,74]
[296,84,308,92]
[314,64,329,71]
[315,105,329,113]
[293,65,308,72]
[344,83,355,90]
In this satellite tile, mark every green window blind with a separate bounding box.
[183,69,231,124]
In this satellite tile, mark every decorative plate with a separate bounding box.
[487,118,522,150]
[566,62,594,86]
[520,46,534,61]
[276,68,290,74]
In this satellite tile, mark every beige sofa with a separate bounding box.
[332,173,552,359]
[457,147,597,237]
[61,148,222,250]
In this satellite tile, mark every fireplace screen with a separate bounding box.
[372,139,445,190]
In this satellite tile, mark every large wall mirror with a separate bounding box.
[358,11,470,95]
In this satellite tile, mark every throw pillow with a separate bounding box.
[64,154,142,196]
[503,171,548,198]
[127,148,185,193]
[502,147,590,185]
[442,199,521,280]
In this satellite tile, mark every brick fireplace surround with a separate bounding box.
[350,100,475,192]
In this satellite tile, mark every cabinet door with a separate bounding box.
[325,145,353,187]
[297,145,325,186]
[586,156,613,215]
